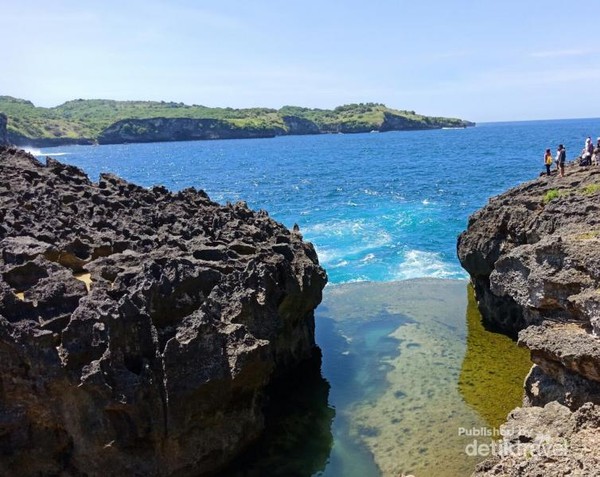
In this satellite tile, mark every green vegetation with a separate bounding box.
[279,102,469,132]
[543,189,560,203]
[582,183,600,195]
[543,188,571,204]
[0,96,473,144]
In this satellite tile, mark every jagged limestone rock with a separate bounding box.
[0,146,327,476]
[458,165,600,475]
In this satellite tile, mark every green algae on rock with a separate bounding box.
[458,284,532,430]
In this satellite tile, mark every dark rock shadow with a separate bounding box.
[218,350,334,477]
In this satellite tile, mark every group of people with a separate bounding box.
[544,137,600,177]
[579,137,600,166]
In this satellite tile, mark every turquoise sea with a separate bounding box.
[35,118,599,284]
[34,118,599,476]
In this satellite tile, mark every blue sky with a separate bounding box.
[3,0,599,122]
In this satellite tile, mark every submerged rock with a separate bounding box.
[458,164,600,475]
[0,146,327,476]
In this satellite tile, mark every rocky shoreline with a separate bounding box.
[0,97,474,147]
[0,144,327,476]
[458,164,600,475]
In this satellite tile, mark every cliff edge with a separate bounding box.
[0,146,327,476]
[458,165,600,475]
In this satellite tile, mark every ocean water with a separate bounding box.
[33,118,597,476]
[34,118,600,284]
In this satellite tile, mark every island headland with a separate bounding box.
[0,125,327,475]
[0,96,475,147]
[458,164,600,475]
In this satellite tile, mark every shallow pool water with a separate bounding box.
[224,278,531,477]
[314,279,531,477]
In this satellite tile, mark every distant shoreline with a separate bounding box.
[0,96,475,148]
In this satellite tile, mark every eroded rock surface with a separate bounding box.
[473,402,600,477]
[0,146,327,476]
[458,165,600,475]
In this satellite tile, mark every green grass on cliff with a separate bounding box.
[543,188,573,204]
[0,96,472,142]
[582,184,600,195]
[279,102,468,132]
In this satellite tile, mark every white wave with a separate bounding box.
[361,253,376,263]
[313,246,335,264]
[22,147,69,157]
[22,147,42,156]
[344,276,369,283]
[303,219,391,242]
[422,199,430,205]
[328,260,349,269]
[394,250,457,280]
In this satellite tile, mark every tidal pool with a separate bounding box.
[314,279,531,477]
[225,279,531,477]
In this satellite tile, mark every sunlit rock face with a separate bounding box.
[458,165,600,475]
[0,147,327,476]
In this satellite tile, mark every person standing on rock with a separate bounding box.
[544,148,553,175]
[579,137,593,165]
[556,144,566,177]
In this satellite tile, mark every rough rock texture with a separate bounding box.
[0,113,7,146]
[473,402,600,476]
[0,146,327,476]
[458,165,600,475]
[458,166,600,337]
[281,115,320,135]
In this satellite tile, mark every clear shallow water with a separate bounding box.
[35,118,600,284]
[315,280,531,477]
[225,280,530,477]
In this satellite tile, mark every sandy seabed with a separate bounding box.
[318,279,531,477]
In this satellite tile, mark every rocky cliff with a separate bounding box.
[458,165,600,475]
[6,133,95,147]
[0,146,327,476]
[1,96,475,147]
[97,118,287,144]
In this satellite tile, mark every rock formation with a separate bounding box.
[472,401,600,476]
[458,165,600,474]
[281,116,321,136]
[0,146,327,476]
[1,95,475,147]
[97,118,287,144]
